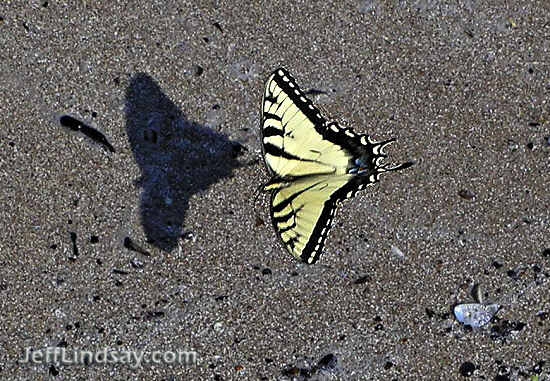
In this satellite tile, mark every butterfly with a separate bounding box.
[260,68,413,264]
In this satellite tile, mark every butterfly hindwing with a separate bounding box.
[270,174,356,264]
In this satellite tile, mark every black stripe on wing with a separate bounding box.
[298,198,338,264]
[263,142,323,165]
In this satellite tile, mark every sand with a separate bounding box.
[1,0,549,379]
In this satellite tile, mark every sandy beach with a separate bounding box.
[1,1,549,379]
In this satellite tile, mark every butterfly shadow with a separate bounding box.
[125,73,244,252]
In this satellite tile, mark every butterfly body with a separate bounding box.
[260,68,412,264]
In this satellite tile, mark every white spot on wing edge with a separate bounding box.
[330,125,339,132]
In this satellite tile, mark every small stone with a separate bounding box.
[458,189,475,200]
[194,65,204,77]
[317,353,337,370]
[490,319,526,339]
[425,308,436,318]
[49,365,59,376]
[471,283,483,303]
[391,245,405,259]
[181,231,196,243]
[353,275,370,284]
[536,311,548,321]
[131,258,144,269]
[454,303,500,327]
[255,217,265,227]
[459,361,476,377]
[282,367,300,377]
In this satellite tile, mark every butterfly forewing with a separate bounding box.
[261,69,352,178]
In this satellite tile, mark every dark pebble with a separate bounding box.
[458,189,475,200]
[354,275,370,284]
[536,311,548,321]
[181,231,195,242]
[425,308,435,318]
[317,353,337,370]
[49,365,59,376]
[213,22,223,33]
[532,360,545,374]
[123,237,151,256]
[131,258,144,269]
[491,319,527,339]
[506,269,519,279]
[194,65,204,77]
[459,361,476,377]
